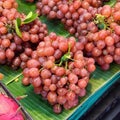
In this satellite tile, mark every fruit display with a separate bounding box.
[0,0,120,119]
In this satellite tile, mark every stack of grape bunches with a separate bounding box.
[0,0,120,114]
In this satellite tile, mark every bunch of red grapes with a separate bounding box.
[22,32,96,113]
[36,0,101,36]
[84,3,120,70]
[0,0,48,69]
[35,0,120,70]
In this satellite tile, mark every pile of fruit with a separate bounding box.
[0,0,120,114]
[0,0,48,69]
[22,32,96,113]
[35,0,120,70]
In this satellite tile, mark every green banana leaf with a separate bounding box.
[0,0,120,120]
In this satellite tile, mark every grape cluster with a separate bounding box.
[0,0,48,69]
[36,0,102,36]
[85,30,120,70]
[35,0,120,70]
[22,32,96,113]
[84,3,120,70]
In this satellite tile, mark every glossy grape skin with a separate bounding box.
[22,77,30,86]
[53,104,62,114]
[47,92,57,104]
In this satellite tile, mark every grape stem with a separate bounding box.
[39,67,44,72]
[65,61,68,69]
[6,23,15,33]
[59,43,73,67]
[94,14,110,30]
